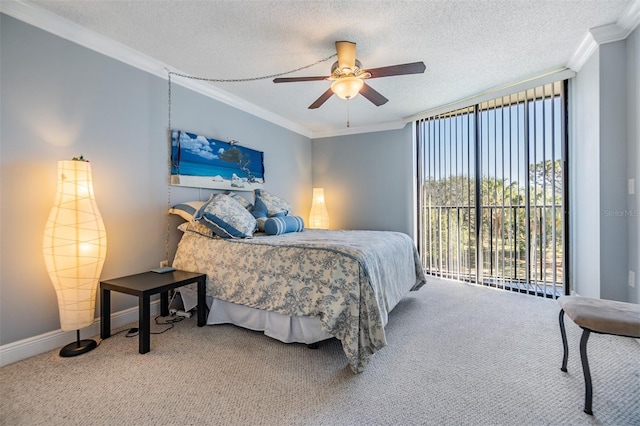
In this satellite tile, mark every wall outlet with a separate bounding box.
[160,260,169,268]
[629,270,636,288]
[629,178,635,195]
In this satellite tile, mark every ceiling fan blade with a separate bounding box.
[308,88,334,109]
[366,61,426,79]
[273,76,329,83]
[335,41,357,70]
[360,83,389,106]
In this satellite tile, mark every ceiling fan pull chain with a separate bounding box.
[347,98,351,128]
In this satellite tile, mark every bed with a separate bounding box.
[169,192,426,372]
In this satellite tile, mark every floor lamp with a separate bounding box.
[308,187,329,229]
[43,159,107,357]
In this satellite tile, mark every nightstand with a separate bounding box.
[100,270,207,353]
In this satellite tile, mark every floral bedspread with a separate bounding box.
[172,228,426,372]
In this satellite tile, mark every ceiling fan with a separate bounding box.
[273,41,426,109]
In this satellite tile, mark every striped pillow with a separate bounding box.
[168,200,205,222]
[264,216,305,235]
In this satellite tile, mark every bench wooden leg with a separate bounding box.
[579,328,593,415]
[559,309,569,372]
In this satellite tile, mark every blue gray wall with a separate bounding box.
[0,14,312,346]
[570,27,639,303]
[311,125,415,236]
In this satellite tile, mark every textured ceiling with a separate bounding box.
[27,0,634,136]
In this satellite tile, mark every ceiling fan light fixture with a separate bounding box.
[274,40,425,109]
[331,77,364,100]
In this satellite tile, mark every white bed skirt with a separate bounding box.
[179,286,333,344]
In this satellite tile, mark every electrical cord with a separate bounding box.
[150,313,185,334]
[125,313,188,336]
[97,310,189,345]
[166,52,336,84]
[92,324,139,347]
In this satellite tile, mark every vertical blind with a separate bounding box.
[416,81,568,298]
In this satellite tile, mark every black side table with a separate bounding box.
[100,270,207,353]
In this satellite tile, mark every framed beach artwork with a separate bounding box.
[170,130,264,191]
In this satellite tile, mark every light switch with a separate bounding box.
[630,178,635,195]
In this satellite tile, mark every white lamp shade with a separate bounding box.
[43,160,107,331]
[308,187,330,229]
[331,77,364,100]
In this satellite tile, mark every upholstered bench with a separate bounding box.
[557,296,640,415]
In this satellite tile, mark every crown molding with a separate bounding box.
[0,0,313,138]
[567,23,629,71]
[567,31,599,72]
[311,120,406,139]
[568,0,640,71]
[404,68,576,123]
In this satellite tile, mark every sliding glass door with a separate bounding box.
[417,81,568,298]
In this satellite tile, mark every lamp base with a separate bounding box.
[59,339,97,357]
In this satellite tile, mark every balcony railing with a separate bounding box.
[421,204,564,298]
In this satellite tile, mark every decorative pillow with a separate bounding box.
[252,189,292,218]
[255,217,268,233]
[168,200,205,222]
[264,216,305,236]
[224,191,253,211]
[194,194,256,239]
[177,221,218,239]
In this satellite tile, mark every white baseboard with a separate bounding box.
[0,300,160,367]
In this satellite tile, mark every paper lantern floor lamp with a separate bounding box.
[43,159,107,357]
[308,187,329,229]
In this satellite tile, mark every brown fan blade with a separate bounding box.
[359,83,389,107]
[366,62,426,79]
[308,88,334,109]
[273,76,329,83]
[335,41,357,70]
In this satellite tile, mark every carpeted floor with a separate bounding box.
[1,278,638,425]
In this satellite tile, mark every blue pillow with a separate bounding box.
[194,194,256,239]
[252,196,269,219]
[264,216,305,235]
[252,189,292,218]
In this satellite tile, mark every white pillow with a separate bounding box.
[194,194,256,239]
[177,221,219,239]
